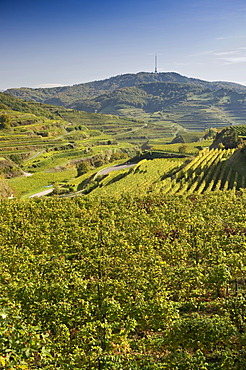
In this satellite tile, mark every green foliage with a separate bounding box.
[0,113,11,129]
[204,127,217,139]
[0,192,245,367]
[76,161,91,176]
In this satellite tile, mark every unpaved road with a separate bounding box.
[29,188,53,198]
[96,163,136,176]
[29,162,136,198]
[22,171,33,177]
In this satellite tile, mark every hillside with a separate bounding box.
[2,79,246,370]
[5,72,246,133]
[1,90,246,199]
[5,72,246,105]
[0,93,147,197]
[82,126,246,198]
[0,92,185,145]
[70,83,246,130]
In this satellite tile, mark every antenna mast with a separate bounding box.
[155,54,158,73]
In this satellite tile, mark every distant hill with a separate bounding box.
[5,72,246,106]
[5,72,246,131]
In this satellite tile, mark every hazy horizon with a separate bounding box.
[2,0,246,90]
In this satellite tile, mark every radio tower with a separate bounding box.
[155,54,158,73]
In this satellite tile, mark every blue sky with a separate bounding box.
[1,0,246,90]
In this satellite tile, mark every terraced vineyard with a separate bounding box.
[1,91,246,199]
[223,102,246,125]
[233,124,246,137]
[168,101,234,130]
[163,148,244,195]
[0,100,142,197]
[89,158,185,197]
[87,147,246,197]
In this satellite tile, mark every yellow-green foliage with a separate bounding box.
[89,158,185,197]
[9,168,76,197]
[160,148,244,195]
[0,192,246,368]
[87,148,246,198]
[151,139,213,154]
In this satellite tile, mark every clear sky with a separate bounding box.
[2,0,246,90]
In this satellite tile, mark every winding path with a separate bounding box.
[28,162,136,198]
[95,163,136,177]
[29,188,54,198]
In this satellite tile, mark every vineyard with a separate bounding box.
[86,147,246,197]
[1,85,246,369]
[233,125,246,137]
[159,148,245,195]
[0,192,246,369]
[0,103,142,197]
[89,158,185,197]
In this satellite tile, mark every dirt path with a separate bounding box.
[29,162,136,198]
[22,171,33,177]
[96,163,136,177]
[24,149,45,162]
[29,188,53,198]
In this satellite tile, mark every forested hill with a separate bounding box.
[5,71,246,106]
[5,72,246,130]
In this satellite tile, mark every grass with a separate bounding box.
[9,168,76,198]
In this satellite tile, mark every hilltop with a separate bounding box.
[5,72,246,132]
[5,72,246,105]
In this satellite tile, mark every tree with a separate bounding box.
[178,144,187,153]
[76,161,91,177]
[0,114,11,129]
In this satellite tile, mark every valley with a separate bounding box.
[0,72,246,369]
[1,72,245,199]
